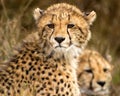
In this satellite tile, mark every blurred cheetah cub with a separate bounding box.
[77,50,113,96]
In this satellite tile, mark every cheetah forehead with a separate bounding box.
[45,3,84,15]
[33,3,96,25]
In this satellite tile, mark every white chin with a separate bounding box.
[95,89,109,95]
[54,45,82,57]
[82,89,109,95]
[55,47,66,53]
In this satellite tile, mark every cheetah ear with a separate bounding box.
[33,8,44,21]
[85,11,96,25]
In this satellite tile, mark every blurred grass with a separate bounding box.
[0,0,120,95]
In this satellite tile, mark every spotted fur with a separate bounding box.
[0,3,96,96]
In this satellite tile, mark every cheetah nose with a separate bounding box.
[97,81,106,87]
[54,37,65,44]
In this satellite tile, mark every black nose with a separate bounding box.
[97,81,105,87]
[54,37,65,44]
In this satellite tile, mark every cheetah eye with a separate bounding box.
[103,68,108,72]
[85,69,92,73]
[47,23,54,29]
[67,24,75,28]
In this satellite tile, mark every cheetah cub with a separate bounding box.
[77,50,113,96]
[0,3,96,96]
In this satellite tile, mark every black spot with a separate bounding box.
[33,78,36,81]
[52,69,55,72]
[48,72,52,76]
[29,54,32,58]
[21,67,24,71]
[40,64,43,66]
[35,57,39,61]
[8,82,12,86]
[15,73,19,77]
[68,84,70,88]
[33,68,36,71]
[18,84,21,87]
[30,75,32,80]
[66,92,69,95]
[29,66,33,71]
[58,73,61,76]
[32,73,35,76]
[47,93,50,96]
[41,71,45,74]
[49,88,53,91]
[66,75,69,78]
[26,70,29,75]
[31,50,35,53]
[64,83,66,87]
[60,79,64,83]
[56,87,59,94]
[36,85,39,88]
[37,72,40,75]
[55,64,58,68]
[53,79,56,82]
[17,90,20,93]
[31,58,34,61]
[6,86,10,90]
[44,67,48,69]
[34,62,37,65]
[48,82,51,85]
[16,80,19,83]
[15,60,18,63]
[9,65,15,69]
[21,75,24,79]
[8,92,11,95]
[38,67,41,70]
[42,51,45,54]
[21,57,24,59]
[2,83,5,86]
[40,87,44,90]
[37,89,40,93]
[16,65,19,69]
[55,58,60,62]
[0,89,4,94]
[29,62,32,66]
[57,82,60,85]
[23,53,26,57]
[41,77,44,80]
[5,78,8,82]
[46,77,49,80]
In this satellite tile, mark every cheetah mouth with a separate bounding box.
[81,88,109,95]
[55,45,67,49]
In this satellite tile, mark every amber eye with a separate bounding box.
[85,69,92,73]
[47,24,54,29]
[67,24,75,28]
[103,68,108,72]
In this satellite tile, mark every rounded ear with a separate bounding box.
[33,8,44,21]
[85,11,97,25]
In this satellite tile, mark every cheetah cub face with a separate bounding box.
[33,3,96,58]
[77,50,113,96]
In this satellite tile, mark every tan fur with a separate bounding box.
[0,3,96,96]
[77,50,113,96]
